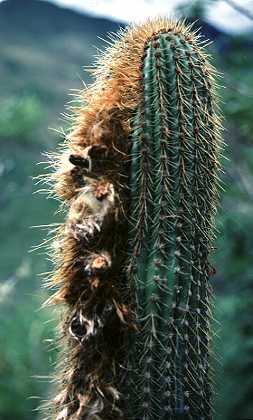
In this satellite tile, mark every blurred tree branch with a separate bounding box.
[223,0,253,21]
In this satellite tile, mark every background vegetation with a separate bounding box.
[0,0,252,419]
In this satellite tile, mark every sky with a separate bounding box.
[0,0,252,33]
[42,0,253,34]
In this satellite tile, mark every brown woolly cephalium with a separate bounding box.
[41,17,223,420]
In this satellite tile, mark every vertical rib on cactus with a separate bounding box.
[126,30,221,419]
[43,18,222,420]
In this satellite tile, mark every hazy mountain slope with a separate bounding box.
[0,0,124,128]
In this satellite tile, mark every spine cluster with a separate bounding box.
[43,18,222,420]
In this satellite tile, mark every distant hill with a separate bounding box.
[0,0,124,131]
[0,0,123,35]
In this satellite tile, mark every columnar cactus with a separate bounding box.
[44,18,222,420]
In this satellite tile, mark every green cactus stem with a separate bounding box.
[126,30,221,420]
[43,18,223,420]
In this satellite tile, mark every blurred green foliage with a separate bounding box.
[0,296,57,420]
[0,96,43,142]
[0,1,253,419]
[203,14,253,420]
[222,40,253,139]
[0,92,58,419]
